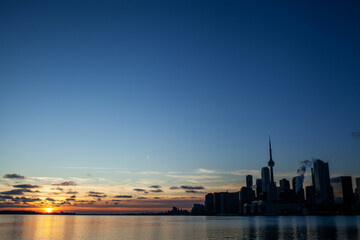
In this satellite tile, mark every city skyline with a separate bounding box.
[1,139,358,214]
[1,0,360,213]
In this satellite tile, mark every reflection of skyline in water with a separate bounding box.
[0,215,359,240]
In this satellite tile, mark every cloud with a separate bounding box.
[351,131,360,139]
[3,173,25,179]
[66,190,78,194]
[150,189,163,193]
[0,195,14,200]
[114,195,132,198]
[180,185,204,190]
[88,191,106,198]
[13,184,41,189]
[137,197,147,199]
[14,197,41,203]
[46,198,56,202]
[149,185,161,189]
[88,191,103,195]
[69,195,76,199]
[52,181,77,186]
[169,186,180,190]
[196,168,216,174]
[185,190,203,194]
[0,189,33,195]
[133,188,146,192]
[153,197,161,199]
[66,198,76,201]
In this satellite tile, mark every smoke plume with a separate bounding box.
[295,160,312,193]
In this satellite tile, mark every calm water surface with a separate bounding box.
[0,215,359,240]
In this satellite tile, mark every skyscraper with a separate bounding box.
[330,176,354,205]
[312,159,333,204]
[356,177,360,200]
[256,178,262,198]
[280,179,290,191]
[261,167,270,192]
[246,175,253,188]
[205,193,215,214]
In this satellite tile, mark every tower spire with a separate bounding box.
[268,136,275,184]
[269,136,272,160]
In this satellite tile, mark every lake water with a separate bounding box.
[0,215,359,239]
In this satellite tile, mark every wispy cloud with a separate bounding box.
[196,168,216,174]
[185,190,204,194]
[52,181,77,186]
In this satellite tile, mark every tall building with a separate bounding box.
[305,186,316,204]
[246,175,253,188]
[214,192,224,214]
[330,176,354,205]
[255,178,262,198]
[205,193,215,214]
[261,167,270,192]
[356,177,360,200]
[240,187,255,205]
[280,179,290,191]
[292,177,296,191]
[312,159,333,204]
[212,192,241,215]
[291,176,305,202]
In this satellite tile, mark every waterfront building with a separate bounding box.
[312,159,333,204]
[330,176,354,205]
[205,193,215,214]
[356,177,360,200]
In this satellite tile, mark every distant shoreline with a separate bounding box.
[1,210,359,216]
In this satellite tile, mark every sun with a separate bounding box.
[46,208,53,213]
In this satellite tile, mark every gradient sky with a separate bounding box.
[1,0,360,213]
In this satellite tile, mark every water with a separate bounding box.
[0,215,359,240]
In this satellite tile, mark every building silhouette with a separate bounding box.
[205,193,215,214]
[356,177,360,201]
[305,185,316,204]
[312,159,333,204]
[268,137,275,184]
[261,167,270,193]
[330,176,354,205]
[246,175,253,188]
[280,179,290,191]
[200,138,359,216]
[292,176,305,203]
[267,137,277,202]
[255,178,262,199]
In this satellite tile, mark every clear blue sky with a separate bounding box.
[0,0,360,206]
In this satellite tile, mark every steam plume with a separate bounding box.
[296,160,312,193]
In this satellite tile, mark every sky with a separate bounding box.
[0,0,360,213]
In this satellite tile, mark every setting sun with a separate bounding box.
[45,208,53,213]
